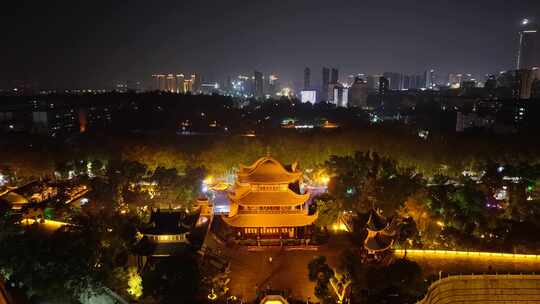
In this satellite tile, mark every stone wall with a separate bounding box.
[418,274,540,303]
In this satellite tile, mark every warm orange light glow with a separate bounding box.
[332,220,349,232]
[207,289,217,301]
[20,218,70,230]
[395,249,540,261]
[320,175,330,185]
[203,176,214,185]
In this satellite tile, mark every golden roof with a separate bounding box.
[238,156,301,184]
[221,213,317,228]
[229,188,309,206]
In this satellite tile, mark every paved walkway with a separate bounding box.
[204,232,353,302]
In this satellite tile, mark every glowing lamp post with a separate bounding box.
[207,289,217,301]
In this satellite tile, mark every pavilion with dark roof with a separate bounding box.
[139,209,192,257]
[363,208,397,258]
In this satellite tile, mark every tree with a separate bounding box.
[308,256,335,303]
[142,253,202,303]
[314,194,342,228]
[326,151,422,216]
[365,258,425,303]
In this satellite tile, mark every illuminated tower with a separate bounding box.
[517,18,539,70]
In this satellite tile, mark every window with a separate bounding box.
[251,184,287,191]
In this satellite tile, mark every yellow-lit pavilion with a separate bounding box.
[222,156,317,240]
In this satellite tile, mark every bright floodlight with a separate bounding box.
[521,18,530,25]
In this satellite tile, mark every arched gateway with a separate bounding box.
[222,156,317,242]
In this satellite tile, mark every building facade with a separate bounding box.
[322,67,330,102]
[304,67,311,90]
[348,77,369,108]
[222,156,317,241]
[517,19,539,70]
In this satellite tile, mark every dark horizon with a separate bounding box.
[2,0,539,90]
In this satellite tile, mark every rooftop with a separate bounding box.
[229,188,309,206]
[142,209,191,235]
[222,213,317,228]
[238,157,301,184]
[366,208,388,231]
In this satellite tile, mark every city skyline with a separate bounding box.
[1,0,539,90]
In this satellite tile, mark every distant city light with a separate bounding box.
[521,18,530,25]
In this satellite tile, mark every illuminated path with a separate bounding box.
[394,249,540,276]
[20,218,70,233]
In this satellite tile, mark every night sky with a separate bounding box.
[2,0,539,90]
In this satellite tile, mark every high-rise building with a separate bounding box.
[304,67,311,90]
[322,67,330,102]
[231,75,250,96]
[183,74,196,93]
[152,74,192,93]
[517,68,540,99]
[425,69,436,89]
[224,76,232,93]
[416,74,427,89]
[268,74,279,96]
[383,72,403,90]
[176,74,185,93]
[517,18,539,70]
[378,77,389,93]
[166,74,177,92]
[152,74,166,91]
[254,71,264,98]
[331,68,339,84]
[348,77,368,108]
[331,85,348,107]
[448,73,463,88]
[367,75,382,92]
[301,90,317,104]
[200,82,220,95]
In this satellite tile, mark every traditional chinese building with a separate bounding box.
[363,208,396,259]
[222,156,317,240]
[139,209,191,257]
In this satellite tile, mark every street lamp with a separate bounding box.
[208,289,217,301]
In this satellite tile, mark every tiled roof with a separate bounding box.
[221,213,317,227]
[229,189,309,206]
[238,157,301,184]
